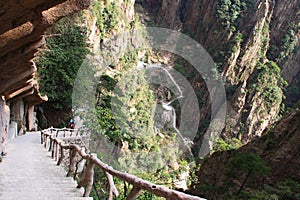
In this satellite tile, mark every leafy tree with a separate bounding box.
[228,153,270,195]
[216,0,248,30]
[35,17,89,126]
[278,29,298,63]
[251,61,287,112]
[91,0,124,38]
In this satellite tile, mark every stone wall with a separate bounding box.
[0,96,10,153]
[10,99,25,131]
[27,105,37,131]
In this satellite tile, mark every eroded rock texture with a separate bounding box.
[139,0,300,143]
[0,0,91,104]
[0,0,90,135]
[189,110,300,199]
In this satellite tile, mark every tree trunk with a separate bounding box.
[237,170,252,195]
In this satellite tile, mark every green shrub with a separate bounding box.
[35,17,89,126]
[82,50,191,199]
[278,29,298,63]
[276,179,300,193]
[239,190,279,200]
[227,153,270,195]
[213,138,242,152]
[216,0,248,30]
[91,0,123,38]
[251,61,287,112]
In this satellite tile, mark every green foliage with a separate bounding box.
[258,179,300,200]
[259,22,271,58]
[111,68,156,148]
[229,153,270,177]
[118,49,139,71]
[198,184,218,193]
[213,138,242,152]
[264,137,276,151]
[35,17,89,116]
[216,0,248,30]
[234,32,243,43]
[199,161,299,200]
[213,178,300,199]
[90,0,125,38]
[229,31,243,55]
[173,57,205,103]
[188,163,201,188]
[277,29,298,63]
[276,179,300,194]
[268,23,299,64]
[227,152,270,194]
[82,50,190,199]
[238,190,279,200]
[251,61,287,112]
[83,50,156,147]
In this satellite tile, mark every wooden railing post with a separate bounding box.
[57,144,64,165]
[51,140,55,158]
[41,131,43,144]
[67,147,77,177]
[44,131,48,146]
[104,171,119,200]
[44,135,48,148]
[49,137,53,152]
[126,186,142,200]
[76,154,96,197]
[82,154,96,197]
[55,142,59,161]
[40,128,206,200]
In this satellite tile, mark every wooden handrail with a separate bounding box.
[41,128,205,200]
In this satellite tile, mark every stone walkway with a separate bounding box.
[0,132,92,200]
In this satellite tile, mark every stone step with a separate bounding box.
[0,196,93,200]
[0,132,93,200]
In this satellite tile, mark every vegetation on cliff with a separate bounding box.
[35,16,89,127]
[36,0,300,199]
[190,111,300,200]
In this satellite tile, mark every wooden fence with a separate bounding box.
[41,128,205,200]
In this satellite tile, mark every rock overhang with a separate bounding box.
[0,0,91,105]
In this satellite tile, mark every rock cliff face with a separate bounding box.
[0,0,90,140]
[189,110,300,199]
[135,1,300,198]
[138,0,300,143]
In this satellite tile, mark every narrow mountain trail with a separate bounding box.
[0,132,92,200]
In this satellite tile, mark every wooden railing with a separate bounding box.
[41,128,205,200]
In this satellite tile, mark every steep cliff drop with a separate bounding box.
[137,0,300,147]
[189,110,300,199]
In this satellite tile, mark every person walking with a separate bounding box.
[69,118,75,129]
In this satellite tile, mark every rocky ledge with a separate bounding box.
[0,0,91,105]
